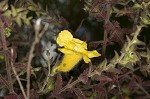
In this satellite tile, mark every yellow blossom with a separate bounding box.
[53,54,82,72]
[53,30,101,72]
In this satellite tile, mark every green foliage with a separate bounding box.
[0,54,4,62]
[0,0,8,12]
[4,27,11,38]
[3,5,32,26]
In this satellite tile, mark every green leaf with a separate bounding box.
[133,4,142,9]
[98,59,107,70]
[122,88,130,95]
[0,54,4,61]
[83,5,89,12]
[110,51,119,63]
[5,27,11,38]
[140,15,150,25]
[11,5,17,17]
[15,17,22,27]
[3,10,11,17]
[0,0,8,11]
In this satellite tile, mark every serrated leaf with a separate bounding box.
[133,4,142,9]
[16,8,25,13]
[4,28,11,38]
[141,16,150,25]
[126,36,131,44]
[110,51,119,63]
[92,74,112,82]
[139,52,147,57]
[83,5,89,12]
[72,88,86,99]
[0,0,8,11]
[132,38,145,45]
[78,68,89,84]
[11,5,17,17]
[118,1,131,6]
[92,84,105,92]
[123,62,135,70]
[15,17,22,27]
[25,17,32,25]
[106,67,120,73]
[98,59,107,70]
[112,7,119,13]
[122,42,128,52]
[3,10,11,17]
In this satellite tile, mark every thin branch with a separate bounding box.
[27,19,48,99]
[0,18,14,94]
[39,57,52,92]
[10,48,27,99]
[135,81,150,97]
[57,79,80,95]
[102,0,111,59]
[0,74,10,89]
[118,67,140,79]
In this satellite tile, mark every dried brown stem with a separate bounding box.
[102,0,111,59]
[0,74,10,89]
[0,18,14,94]
[10,48,27,99]
[135,81,150,97]
[27,21,48,99]
[57,79,80,95]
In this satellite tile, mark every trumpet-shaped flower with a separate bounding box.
[53,30,101,72]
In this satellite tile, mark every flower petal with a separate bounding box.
[86,50,101,58]
[56,30,101,65]
[57,30,73,46]
[58,48,75,54]
[53,54,82,72]
[83,55,91,63]
[72,38,87,49]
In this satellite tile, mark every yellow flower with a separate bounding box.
[53,54,82,72]
[53,30,101,72]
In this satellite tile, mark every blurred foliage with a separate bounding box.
[0,0,150,99]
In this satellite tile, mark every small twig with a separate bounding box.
[118,67,140,79]
[133,9,140,31]
[102,0,111,59]
[128,75,150,97]
[0,18,14,94]
[39,57,52,92]
[10,48,27,99]
[102,30,108,59]
[27,19,48,99]
[135,81,150,97]
[57,79,80,94]
[0,74,10,89]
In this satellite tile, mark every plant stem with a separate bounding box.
[39,58,51,92]
[102,0,111,59]
[0,18,14,94]
[27,20,48,99]
[10,48,27,99]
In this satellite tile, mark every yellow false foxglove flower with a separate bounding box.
[53,30,101,72]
